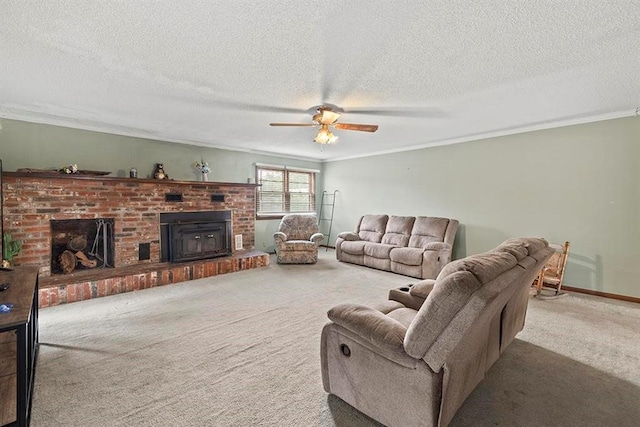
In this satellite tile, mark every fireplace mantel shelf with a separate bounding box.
[3,171,259,188]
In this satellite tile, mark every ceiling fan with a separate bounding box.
[269,106,378,144]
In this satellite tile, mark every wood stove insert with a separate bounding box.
[160,211,232,262]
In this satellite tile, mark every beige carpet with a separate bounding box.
[31,250,640,426]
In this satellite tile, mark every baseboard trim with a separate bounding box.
[562,285,640,304]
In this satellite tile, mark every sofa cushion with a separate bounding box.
[280,240,317,251]
[365,256,392,271]
[404,250,519,359]
[278,213,320,241]
[517,256,536,269]
[390,247,424,266]
[404,270,482,358]
[386,307,419,328]
[491,241,528,261]
[341,240,367,255]
[340,252,364,265]
[381,216,415,246]
[364,242,397,259]
[500,237,549,257]
[409,217,450,248]
[409,279,436,298]
[358,214,389,243]
[374,300,406,314]
[390,263,422,278]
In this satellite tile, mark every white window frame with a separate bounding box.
[255,163,319,219]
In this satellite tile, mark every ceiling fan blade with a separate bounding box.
[334,123,379,132]
[269,123,316,127]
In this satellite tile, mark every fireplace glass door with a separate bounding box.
[169,222,229,262]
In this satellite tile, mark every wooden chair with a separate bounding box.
[535,241,570,295]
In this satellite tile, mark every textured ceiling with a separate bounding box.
[1,1,639,161]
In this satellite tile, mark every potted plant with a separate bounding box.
[3,232,22,266]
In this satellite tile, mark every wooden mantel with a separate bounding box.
[3,171,259,188]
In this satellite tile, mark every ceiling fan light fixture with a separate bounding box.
[314,125,338,144]
[319,108,341,125]
[270,104,374,144]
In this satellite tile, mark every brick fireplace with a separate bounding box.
[2,172,269,307]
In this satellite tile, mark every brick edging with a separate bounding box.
[39,252,269,308]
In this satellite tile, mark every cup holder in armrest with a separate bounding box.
[388,284,425,310]
[398,284,414,292]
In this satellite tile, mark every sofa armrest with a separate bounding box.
[274,231,287,244]
[423,242,451,251]
[327,303,407,354]
[409,279,436,298]
[388,288,426,311]
[422,243,453,279]
[310,232,324,244]
[337,231,360,241]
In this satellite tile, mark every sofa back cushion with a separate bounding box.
[498,237,548,257]
[381,216,415,246]
[490,240,529,261]
[437,251,518,283]
[408,217,450,248]
[278,213,319,240]
[357,215,389,243]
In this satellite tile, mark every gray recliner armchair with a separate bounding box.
[273,213,324,264]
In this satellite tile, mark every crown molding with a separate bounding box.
[322,109,637,162]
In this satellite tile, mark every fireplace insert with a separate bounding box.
[160,211,232,262]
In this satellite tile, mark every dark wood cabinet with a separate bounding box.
[0,266,39,427]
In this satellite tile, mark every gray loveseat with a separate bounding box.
[321,237,554,427]
[336,214,459,279]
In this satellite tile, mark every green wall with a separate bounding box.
[320,117,640,298]
[2,116,639,298]
[0,118,322,251]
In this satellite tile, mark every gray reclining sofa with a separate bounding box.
[322,237,554,427]
[336,214,459,279]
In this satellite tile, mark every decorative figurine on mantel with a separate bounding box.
[153,163,168,180]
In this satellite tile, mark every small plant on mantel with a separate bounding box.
[194,159,211,181]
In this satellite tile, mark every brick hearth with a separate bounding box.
[38,249,269,308]
[2,172,268,307]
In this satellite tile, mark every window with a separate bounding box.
[256,164,318,218]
